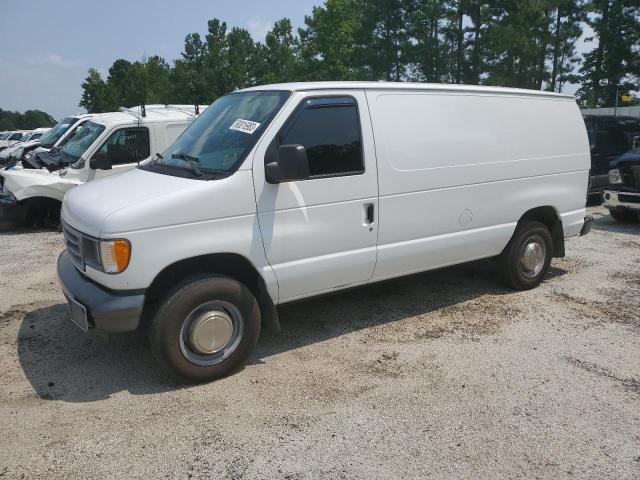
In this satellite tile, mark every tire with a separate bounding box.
[149,274,261,383]
[497,221,553,290]
[609,209,638,222]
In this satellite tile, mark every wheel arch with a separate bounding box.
[516,205,564,258]
[18,195,62,226]
[142,253,280,332]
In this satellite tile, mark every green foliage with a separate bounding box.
[577,0,640,107]
[0,108,56,130]
[298,0,365,80]
[79,1,640,111]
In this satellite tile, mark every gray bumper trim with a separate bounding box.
[57,250,145,332]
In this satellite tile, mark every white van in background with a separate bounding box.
[57,82,592,383]
[0,105,205,225]
[0,115,94,166]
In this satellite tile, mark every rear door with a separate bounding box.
[253,91,379,302]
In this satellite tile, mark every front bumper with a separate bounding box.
[602,190,640,212]
[57,250,145,332]
[589,173,609,194]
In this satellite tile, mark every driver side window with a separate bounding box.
[96,127,150,165]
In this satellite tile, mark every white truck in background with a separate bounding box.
[0,105,206,225]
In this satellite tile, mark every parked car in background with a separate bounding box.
[603,145,640,221]
[0,105,205,226]
[583,115,640,195]
[1,115,93,166]
[56,82,592,383]
[23,127,50,142]
[0,131,29,151]
[0,128,51,161]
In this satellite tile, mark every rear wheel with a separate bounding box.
[497,221,553,290]
[149,275,261,383]
[609,209,638,222]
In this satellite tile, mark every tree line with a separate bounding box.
[80,0,640,113]
[0,109,56,131]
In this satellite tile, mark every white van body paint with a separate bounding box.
[59,82,590,307]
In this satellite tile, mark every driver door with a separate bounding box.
[253,91,379,302]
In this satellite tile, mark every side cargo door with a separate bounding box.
[253,91,379,302]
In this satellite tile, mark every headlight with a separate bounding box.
[99,239,131,273]
[81,237,131,274]
[609,169,623,184]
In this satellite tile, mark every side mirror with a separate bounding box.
[265,144,309,183]
[90,151,112,170]
[633,136,640,149]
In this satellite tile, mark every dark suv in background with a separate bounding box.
[583,115,640,196]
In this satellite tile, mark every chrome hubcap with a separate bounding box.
[520,235,546,278]
[179,301,243,366]
[188,310,233,354]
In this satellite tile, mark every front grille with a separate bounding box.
[632,166,640,189]
[61,220,84,271]
[619,194,640,204]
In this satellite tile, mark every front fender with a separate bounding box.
[1,169,79,202]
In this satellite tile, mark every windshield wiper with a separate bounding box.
[171,152,203,176]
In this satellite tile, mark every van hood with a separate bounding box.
[62,168,255,237]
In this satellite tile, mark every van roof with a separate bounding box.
[87,105,208,128]
[241,81,574,100]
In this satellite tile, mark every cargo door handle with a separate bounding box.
[364,203,375,225]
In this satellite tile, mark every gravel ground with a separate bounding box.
[0,206,638,479]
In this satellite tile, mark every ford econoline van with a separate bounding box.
[57,82,592,382]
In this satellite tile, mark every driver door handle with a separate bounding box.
[365,203,375,225]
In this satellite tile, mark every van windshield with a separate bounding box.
[143,90,290,178]
[38,117,77,148]
[63,121,105,167]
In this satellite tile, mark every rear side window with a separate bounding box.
[9,132,23,140]
[96,127,150,165]
[279,97,363,178]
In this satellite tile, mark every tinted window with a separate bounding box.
[9,132,23,140]
[96,127,150,165]
[280,100,363,177]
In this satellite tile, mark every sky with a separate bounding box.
[1,1,594,121]
[0,0,322,120]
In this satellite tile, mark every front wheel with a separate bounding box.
[149,275,261,383]
[497,221,553,290]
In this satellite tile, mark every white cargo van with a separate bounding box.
[57,82,592,383]
[0,115,94,166]
[0,105,204,225]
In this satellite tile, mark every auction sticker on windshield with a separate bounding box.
[229,119,261,134]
